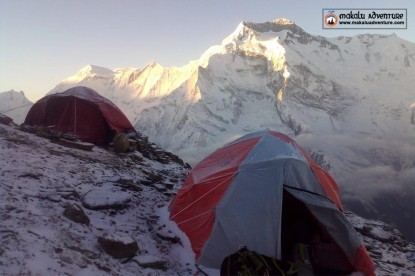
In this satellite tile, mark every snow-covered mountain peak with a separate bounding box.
[219,18,325,68]
[273,18,294,25]
[67,64,114,83]
[221,18,343,55]
[0,90,30,105]
[222,18,298,44]
[242,18,298,33]
[240,18,312,42]
[81,64,114,75]
[0,90,33,124]
[212,20,290,72]
[143,60,163,69]
[1,89,27,99]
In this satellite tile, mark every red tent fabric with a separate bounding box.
[24,86,135,145]
[169,130,375,275]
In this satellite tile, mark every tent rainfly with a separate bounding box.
[169,130,375,275]
[24,86,135,145]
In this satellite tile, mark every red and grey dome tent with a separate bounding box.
[24,86,135,145]
[169,130,375,275]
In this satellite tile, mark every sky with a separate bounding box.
[1,0,414,102]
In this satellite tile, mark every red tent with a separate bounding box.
[24,86,135,145]
[169,130,375,275]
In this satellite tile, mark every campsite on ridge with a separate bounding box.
[1,13,414,275]
[1,118,414,275]
[34,18,415,242]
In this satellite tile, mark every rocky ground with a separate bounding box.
[346,212,415,275]
[0,117,414,275]
[0,120,194,275]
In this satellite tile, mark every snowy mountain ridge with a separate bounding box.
[45,18,415,241]
[49,18,415,159]
[54,61,199,122]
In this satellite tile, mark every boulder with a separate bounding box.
[134,255,167,270]
[0,113,13,125]
[82,188,131,210]
[63,204,90,225]
[98,232,138,259]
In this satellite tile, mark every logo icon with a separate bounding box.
[324,11,338,27]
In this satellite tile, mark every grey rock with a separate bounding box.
[82,188,131,210]
[98,232,138,259]
[63,204,90,225]
[134,255,167,270]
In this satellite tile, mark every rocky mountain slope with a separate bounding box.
[1,117,415,275]
[0,90,32,124]
[48,18,415,242]
[0,118,194,275]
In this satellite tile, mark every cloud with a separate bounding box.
[296,131,415,240]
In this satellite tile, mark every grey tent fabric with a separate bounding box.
[198,160,284,267]
[198,133,333,267]
[284,187,362,264]
[242,132,304,164]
